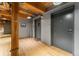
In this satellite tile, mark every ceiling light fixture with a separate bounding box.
[1,18,7,20]
[53,2,63,6]
[27,16,31,19]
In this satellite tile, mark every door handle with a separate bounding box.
[67,29,73,32]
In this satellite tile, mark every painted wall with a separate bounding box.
[74,3,79,56]
[0,21,4,35]
[3,19,33,38]
[19,19,33,38]
[41,14,51,45]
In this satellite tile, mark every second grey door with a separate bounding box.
[35,18,41,39]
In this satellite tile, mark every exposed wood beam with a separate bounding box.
[0,10,10,15]
[40,2,54,11]
[40,2,53,7]
[0,10,11,20]
[0,14,11,20]
[27,2,47,12]
[18,10,32,18]
[0,3,32,19]
[0,10,32,20]
[11,2,19,56]
[20,3,44,15]
[27,2,53,12]
[0,6,9,10]
[0,3,9,11]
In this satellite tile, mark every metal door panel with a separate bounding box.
[35,18,41,39]
[51,7,74,53]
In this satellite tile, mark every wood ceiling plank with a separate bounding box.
[19,10,32,16]
[40,2,53,7]
[0,14,11,20]
[0,3,9,11]
[26,2,53,12]
[26,2,47,12]
[20,3,44,15]
[18,10,32,18]
[0,10,32,20]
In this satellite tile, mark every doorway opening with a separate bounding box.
[34,18,41,40]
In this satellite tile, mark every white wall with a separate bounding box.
[74,3,79,56]
[19,19,33,38]
[41,13,51,45]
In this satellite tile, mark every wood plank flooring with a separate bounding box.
[0,37,72,56]
[0,37,11,56]
[19,38,72,56]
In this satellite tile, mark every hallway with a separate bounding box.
[0,2,78,56]
[0,37,72,56]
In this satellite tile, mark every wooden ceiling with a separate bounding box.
[0,2,53,21]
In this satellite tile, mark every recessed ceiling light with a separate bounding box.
[27,16,31,19]
[2,18,7,20]
[53,2,62,6]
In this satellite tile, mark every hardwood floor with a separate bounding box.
[19,38,72,56]
[0,37,72,56]
[0,36,11,56]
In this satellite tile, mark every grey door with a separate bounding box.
[35,18,41,39]
[51,6,74,53]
